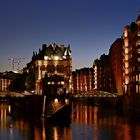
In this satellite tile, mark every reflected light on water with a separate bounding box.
[0,103,9,128]
[93,106,98,125]
[71,102,140,140]
[53,127,58,140]
[42,119,46,140]
[8,105,11,114]
[0,102,140,140]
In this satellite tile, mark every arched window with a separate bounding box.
[47,65,51,72]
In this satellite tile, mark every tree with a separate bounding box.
[8,73,26,92]
[25,72,35,91]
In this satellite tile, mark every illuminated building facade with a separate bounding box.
[109,38,124,94]
[122,13,140,94]
[25,43,72,95]
[93,54,112,92]
[72,68,93,94]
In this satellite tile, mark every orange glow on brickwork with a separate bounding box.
[124,39,129,47]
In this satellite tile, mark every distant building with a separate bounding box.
[109,38,124,94]
[93,54,112,92]
[122,13,140,94]
[25,43,72,95]
[0,71,18,92]
[72,68,93,94]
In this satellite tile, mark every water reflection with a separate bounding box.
[0,101,140,140]
[71,102,140,140]
[0,102,11,128]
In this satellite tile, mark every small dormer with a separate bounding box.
[64,44,71,57]
[136,10,140,24]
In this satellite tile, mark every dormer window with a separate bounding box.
[44,56,48,60]
[54,56,59,60]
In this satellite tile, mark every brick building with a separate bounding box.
[109,38,124,94]
[0,71,17,92]
[122,13,140,94]
[93,54,112,92]
[72,68,93,94]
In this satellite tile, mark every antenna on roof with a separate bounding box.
[8,57,27,72]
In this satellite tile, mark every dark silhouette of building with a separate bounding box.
[0,71,18,92]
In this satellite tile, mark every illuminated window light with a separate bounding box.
[124,29,128,37]
[65,99,69,104]
[54,56,59,60]
[124,39,129,47]
[125,69,129,74]
[124,48,129,54]
[44,56,48,60]
[125,62,129,68]
[57,82,60,85]
[54,98,58,103]
[125,77,129,84]
[48,82,51,85]
[61,81,64,85]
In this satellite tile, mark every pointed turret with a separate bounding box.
[136,10,140,24]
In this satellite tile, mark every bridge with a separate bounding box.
[0,92,32,99]
[72,91,118,98]
[71,91,121,107]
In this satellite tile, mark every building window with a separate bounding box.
[125,48,129,54]
[136,85,139,93]
[136,40,140,46]
[138,48,140,54]
[40,65,45,70]
[124,28,128,37]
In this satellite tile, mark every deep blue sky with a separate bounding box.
[0,0,140,72]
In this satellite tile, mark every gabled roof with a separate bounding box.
[31,43,72,62]
[45,43,64,57]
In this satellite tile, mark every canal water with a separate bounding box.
[0,101,140,140]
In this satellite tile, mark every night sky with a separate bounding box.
[0,0,140,72]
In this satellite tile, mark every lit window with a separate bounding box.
[124,38,129,47]
[48,82,51,85]
[44,56,48,60]
[125,55,129,61]
[136,85,139,93]
[138,30,140,37]
[57,82,60,85]
[124,28,128,37]
[125,69,128,74]
[61,81,64,85]
[136,75,138,81]
[54,56,59,60]
[125,48,129,54]
[125,62,129,68]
